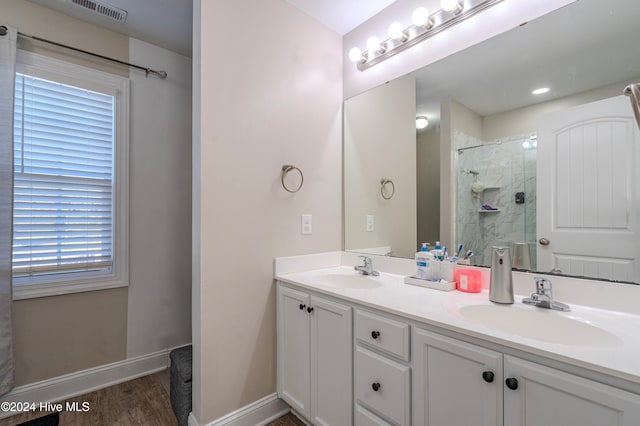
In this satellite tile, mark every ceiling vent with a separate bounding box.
[69,0,128,23]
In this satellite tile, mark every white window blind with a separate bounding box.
[12,73,115,278]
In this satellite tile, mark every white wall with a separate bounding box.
[343,0,576,99]
[127,38,193,357]
[193,0,343,423]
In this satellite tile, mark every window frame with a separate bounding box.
[12,50,130,300]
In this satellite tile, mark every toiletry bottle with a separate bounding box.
[433,241,442,261]
[415,243,432,280]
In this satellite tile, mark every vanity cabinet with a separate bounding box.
[354,309,411,426]
[276,285,353,426]
[504,356,640,426]
[412,327,503,426]
[413,326,640,426]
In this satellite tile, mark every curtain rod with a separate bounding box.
[15,30,167,79]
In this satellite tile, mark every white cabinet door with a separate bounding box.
[412,327,503,426]
[310,296,352,426]
[277,285,311,419]
[504,356,640,426]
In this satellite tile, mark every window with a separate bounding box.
[12,51,129,299]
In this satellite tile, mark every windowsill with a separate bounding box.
[13,276,128,300]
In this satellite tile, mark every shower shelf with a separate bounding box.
[478,208,501,213]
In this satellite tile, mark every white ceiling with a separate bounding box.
[284,0,397,35]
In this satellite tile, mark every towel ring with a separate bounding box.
[281,165,304,193]
[380,178,395,200]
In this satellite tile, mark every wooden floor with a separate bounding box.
[0,372,303,426]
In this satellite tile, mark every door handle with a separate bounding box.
[538,238,550,246]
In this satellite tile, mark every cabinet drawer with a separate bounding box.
[355,346,410,426]
[355,309,410,361]
[355,404,393,426]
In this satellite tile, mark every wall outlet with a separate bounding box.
[366,215,374,232]
[301,214,312,235]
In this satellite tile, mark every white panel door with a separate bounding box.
[412,328,503,426]
[537,95,640,281]
[310,295,353,426]
[277,285,311,419]
[504,356,640,426]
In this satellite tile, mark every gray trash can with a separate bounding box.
[170,345,192,426]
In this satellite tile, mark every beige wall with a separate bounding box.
[13,289,127,386]
[193,0,342,423]
[4,0,192,386]
[417,126,440,246]
[1,0,129,76]
[344,75,417,258]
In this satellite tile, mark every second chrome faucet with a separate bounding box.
[523,277,571,312]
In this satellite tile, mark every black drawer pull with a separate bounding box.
[372,382,381,392]
[371,330,380,339]
[299,304,306,310]
[505,377,519,390]
[482,371,495,383]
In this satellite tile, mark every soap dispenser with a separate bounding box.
[489,246,514,304]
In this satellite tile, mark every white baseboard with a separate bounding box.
[189,393,289,426]
[0,347,175,419]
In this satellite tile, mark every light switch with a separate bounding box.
[301,214,312,235]
[366,215,374,232]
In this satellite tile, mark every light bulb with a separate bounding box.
[532,87,550,95]
[349,47,363,63]
[412,7,431,27]
[441,0,462,13]
[416,116,429,130]
[366,36,382,53]
[522,141,531,149]
[388,22,406,41]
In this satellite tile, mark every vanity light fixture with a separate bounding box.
[349,0,505,71]
[532,87,550,95]
[416,116,429,130]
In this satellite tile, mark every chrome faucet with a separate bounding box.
[522,277,570,312]
[354,256,379,276]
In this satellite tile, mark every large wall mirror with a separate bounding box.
[344,0,640,284]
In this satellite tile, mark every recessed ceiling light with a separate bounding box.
[532,87,550,95]
[416,116,429,130]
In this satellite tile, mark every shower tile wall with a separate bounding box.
[455,131,537,267]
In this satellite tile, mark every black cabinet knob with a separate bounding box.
[299,304,306,310]
[482,371,495,383]
[372,382,381,392]
[307,306,314,313]
[505,377,519,390]
[371,330,380,339]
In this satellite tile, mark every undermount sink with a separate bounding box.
[312,273,383,289]
[458,304,623,347]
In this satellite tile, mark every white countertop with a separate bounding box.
[276,264,640,388]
